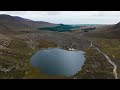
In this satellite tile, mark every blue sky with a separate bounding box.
[0,11,120,24]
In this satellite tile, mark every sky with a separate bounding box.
[0,11,120,24]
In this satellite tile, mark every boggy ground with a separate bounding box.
[0,30,87,79]
[74,32,120,79]
[0,35,69,79]
[0,30,120,79]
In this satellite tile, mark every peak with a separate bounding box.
[0,14,14,19]
[0,14,12,17]
[0,14,32,22]
[116,22,120,25]
[113,22,120,28]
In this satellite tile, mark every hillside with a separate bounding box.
[85,23,120,39]
[0,14,57,31]
[0,14,120,79]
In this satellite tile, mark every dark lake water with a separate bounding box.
[30,48,86,77]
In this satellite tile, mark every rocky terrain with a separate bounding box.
[0,14,120,79]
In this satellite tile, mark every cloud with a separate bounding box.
[0,11,120,24]
[0,11,28,15]
[45,11,61,15]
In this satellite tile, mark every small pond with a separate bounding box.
[30,48,86,77]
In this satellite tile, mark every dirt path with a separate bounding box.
[88,40,118,79]
[66,32,118,79]
[81,33,118,79]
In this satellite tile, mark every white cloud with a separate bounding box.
[0,11,120,24]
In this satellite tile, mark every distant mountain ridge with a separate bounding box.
[86,22,120,38]
[113,22,120,29]
[0,14,58,31]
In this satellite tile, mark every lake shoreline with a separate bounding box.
[30,48,86,77]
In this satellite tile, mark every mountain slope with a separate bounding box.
[85,23,120,39]
[14,16,57,28]
[0,14,57,31]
